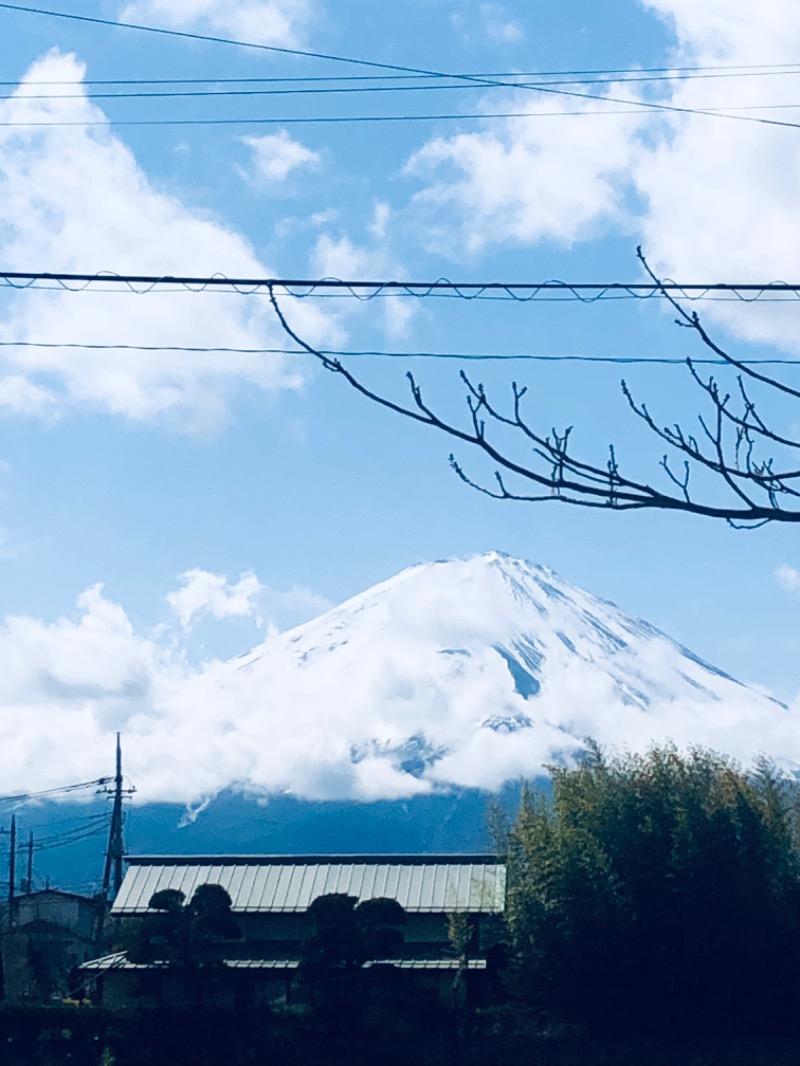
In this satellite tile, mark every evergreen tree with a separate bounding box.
[300,894,406,981]
[502,744,800,1035]
[126,884,240,967]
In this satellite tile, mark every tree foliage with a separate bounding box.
[300,894,407,980]
[125,884,240,967]
[502,743,800,1035]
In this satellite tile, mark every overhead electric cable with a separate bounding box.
[3,105,800,132]
[10,61,800,87]
[2,3,800,133]
[35,817,111,845]
[9,67,800,101]
[9,284,800,304]
[34,824,112,852]
[23,810,112,833]
[0,339,798,366]
[0,778,111,804]
[3,270,800,302]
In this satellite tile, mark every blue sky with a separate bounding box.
[1,0,800,798]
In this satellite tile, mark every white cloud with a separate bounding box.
[0,51,339,431]
[0,556,795,807]
[633,0,800,352]
[312,234,373,279]
[167,567,331,630]
[119,0,317,48]
[479,4,525,44]
[0,527,16,559]
[0,573,334,802]
[167,569,266,630]
[311,233,416,338]
[369,201,392,241]
[776,565,800,593]
[240,130,322,184]
[405,93,645,254]
[404,1,800,353]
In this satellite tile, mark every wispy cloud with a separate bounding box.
[479,4,525,44]
[118,0,318,48]
[0,51,339,432]
[0,557,791,806]
[776,565,800,592]
[0,527,17,559]
[311,232,417,338]
[166,567,331,631]
[167,570,266,630]
[404,0,800,353]
[240,130,322,184]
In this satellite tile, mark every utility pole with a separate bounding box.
[97,734,134,949]
[25,832,33,895]
[102,733,125,902]
[7,814,16,932]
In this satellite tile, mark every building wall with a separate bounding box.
[16,892,100,942]
[238,910,453,947]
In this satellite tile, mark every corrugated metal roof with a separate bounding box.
[79,954,301,973]
[364,959,486,971]
[112,855,506,916]
[80,954,487,973]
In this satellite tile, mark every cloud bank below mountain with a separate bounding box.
[0,553,795,806]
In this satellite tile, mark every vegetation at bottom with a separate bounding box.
[5,743,800,1065]
[4,1002,800,1066]
[501,742,800,1038]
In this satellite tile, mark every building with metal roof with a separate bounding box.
[111,854,506,917]
[83,854,507,1009]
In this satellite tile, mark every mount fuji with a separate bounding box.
[175,550,788,803]
[20,551,797,887]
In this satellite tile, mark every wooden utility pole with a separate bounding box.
[7,814,16,931]
[25,832,33,895]
[102,734,125,901]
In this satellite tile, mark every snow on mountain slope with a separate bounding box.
[170,552,791,801]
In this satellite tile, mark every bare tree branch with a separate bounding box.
[268,266,800,527]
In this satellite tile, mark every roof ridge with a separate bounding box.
[125,853,502,865]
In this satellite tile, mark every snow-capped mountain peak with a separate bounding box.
[195,552,787,801]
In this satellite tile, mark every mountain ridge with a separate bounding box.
[191,551,785,802]
[11,552,795,888]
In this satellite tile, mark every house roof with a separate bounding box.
[80,952,487,973]
[17,889,101,907]
[112,854,506,916]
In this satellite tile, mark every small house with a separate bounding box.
[81,853,506,1008]
[2,889,106,1002]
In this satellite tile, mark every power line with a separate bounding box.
[0,339,798,366]
[3,271,800,303]
[0,778,111,805]
[0,0,457,69]
[3,3,800,135]
[34,815,111,846]
[9,284,800,304]
[35,823,111,853]
[9,68,800,102]
[22,810,113,833]
[3,105,800,132]
[11,61,800,87]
